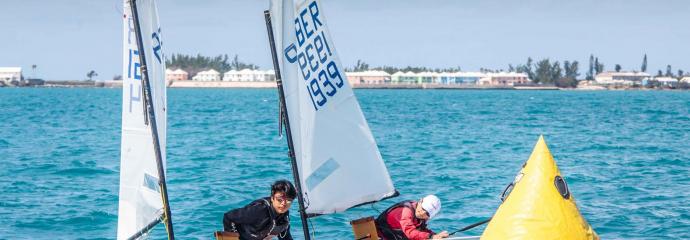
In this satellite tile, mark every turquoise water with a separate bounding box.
[1,88,689,239]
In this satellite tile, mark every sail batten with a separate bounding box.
[118,0,170,239]
[269,0,397,216]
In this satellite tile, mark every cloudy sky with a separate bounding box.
[2,0,689,80]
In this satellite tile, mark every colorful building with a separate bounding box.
[345,70,391,84]
[391,71,420,84]
[165,68,188,81]
[438,72,485,84]
[417,72,438,83]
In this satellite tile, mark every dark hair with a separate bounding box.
[271,180,297,200]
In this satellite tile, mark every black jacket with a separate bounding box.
[223,197,292,240]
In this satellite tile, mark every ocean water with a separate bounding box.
[1,88,689,239]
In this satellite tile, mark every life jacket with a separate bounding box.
[375,200,428,240]
[227,198,290,240]
[255,198,290,240]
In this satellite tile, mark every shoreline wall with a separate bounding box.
[167,81,559,90]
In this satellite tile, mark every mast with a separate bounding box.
[264,10,312,240]
[129,0,174,239]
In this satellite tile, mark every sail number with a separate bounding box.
[126,15,143,113]
[283,0,345,111]
[126,13,164,113]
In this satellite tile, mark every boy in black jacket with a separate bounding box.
[223,180,295,240]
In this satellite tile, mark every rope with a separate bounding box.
[449,218,492,236]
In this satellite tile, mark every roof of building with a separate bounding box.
[417,71,438,77]
[596,71,651,77]
[391,71,418,77]
[224,69,275,75]
[389,71,530,78]
[201,69,220,74]
[454,72,486,77]
[345,70,391,77]
[654,77,678,82]
[487,72,529,77]
[0,67,22,72]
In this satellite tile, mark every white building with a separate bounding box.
[654,77,679,87]
[192,69,221,81]
[223,69,275,82]
[438,72,485,84]
[478,72,531,86]
[0,67,22,83]
[257,70,276,82]
[223,69,240,81]
[595,71,650,86]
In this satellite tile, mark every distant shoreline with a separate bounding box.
[3,80,687,91]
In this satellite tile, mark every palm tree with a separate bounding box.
[87,70,98,81]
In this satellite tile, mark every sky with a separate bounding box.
[1,0,689,80]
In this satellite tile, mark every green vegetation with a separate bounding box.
[161,53,685,89]
[348,60,462,74]
[587,55,594,80]
[166,53,258,78]
[510,57,580,88]
[86,70,98,81]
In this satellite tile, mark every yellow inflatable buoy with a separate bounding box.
[481,136,599,240]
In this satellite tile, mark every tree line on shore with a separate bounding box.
[165,53,259,79]
[349,54,687,88]
[161,53,687,89]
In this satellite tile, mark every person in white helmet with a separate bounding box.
[375,195,449,240]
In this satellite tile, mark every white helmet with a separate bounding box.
[421,195,441,219]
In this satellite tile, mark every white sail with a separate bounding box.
[269,0,396,215]
[117,0,167,239]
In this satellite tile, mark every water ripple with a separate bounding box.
[1,88,689,239]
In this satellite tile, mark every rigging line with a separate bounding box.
[278,98,284,139]
[114,0,123,17]
[370,202,380,214]
[443,237,482,240]
[449,218,492,236]
[127,214,163,240]
[308,216,316,239]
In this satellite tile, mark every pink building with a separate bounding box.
[345,70,391,85]
[165,69,189,81]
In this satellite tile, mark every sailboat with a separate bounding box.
[263,1,597,240]
[117,0,174,239]
[264,0,398,239]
